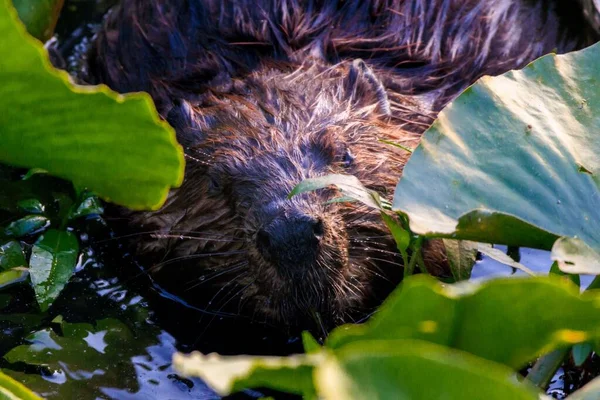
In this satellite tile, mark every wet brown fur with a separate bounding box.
[85,0,596,327]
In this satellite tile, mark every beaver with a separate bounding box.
[80,0,596,328]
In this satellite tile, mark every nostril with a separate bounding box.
[312,218,324,239]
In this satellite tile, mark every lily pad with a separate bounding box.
[174,340,541,400]
[326,275,600,370]
[0,1,184,210]
[393,42,600,266]
[315,341,540,400]
[28,229,78,311]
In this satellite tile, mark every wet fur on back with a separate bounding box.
[85,0,595,327]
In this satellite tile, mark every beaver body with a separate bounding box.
[86,0,596,328]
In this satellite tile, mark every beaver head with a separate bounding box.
[118,60,424,327]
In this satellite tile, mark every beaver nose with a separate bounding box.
[256,215,324,270]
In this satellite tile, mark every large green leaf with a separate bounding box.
[315,341,540,400]
[174,340,541,399]
[0,371,41,400]
[326,275,600,369]
[28,229,78,311]
[0,1,184,210]
[393,42,600,264]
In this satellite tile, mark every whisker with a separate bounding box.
[360,256,404,268]
[348,246,401,257]
[149,233,244,243]
[148,250,248,271]
[195,278,253,341]
[97,230,244,243]
[184,262,248,291]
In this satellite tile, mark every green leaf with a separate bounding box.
[12,0,64,41]
[0,1,184,210]
[174,340,541,399]
[0,371,41,400]
[4,215,49,237]
[0,241,26,271]
[302,331,322,354]
[173,351,319,397]
[442,239,478,281]
[572,342,593,367]
[16,198,44,214]
[68,193,104,220]
[315,341,540,400]
[0,267,29,290]
[290,174,383,210]
[393,43,600,264]
[327,275,600,369]
[28,229,78,311]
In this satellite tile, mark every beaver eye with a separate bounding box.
[342,148,355,168]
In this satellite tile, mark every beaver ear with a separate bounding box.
[346,59,391,116]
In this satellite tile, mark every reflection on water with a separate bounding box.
[1,246,220,399]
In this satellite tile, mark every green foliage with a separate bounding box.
[0,0,184,211]
[314,341,539,400]
[0,171,100,312]
[391,42,600,272]
[174,276,600,398]
[29,229,78,311]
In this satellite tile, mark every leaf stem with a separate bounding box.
[405,237,423,277]
[526,348,569,390]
